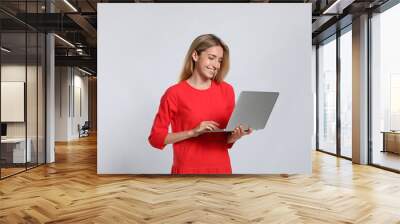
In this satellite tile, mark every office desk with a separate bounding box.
[382,131,400,154]
[1,138,32,163]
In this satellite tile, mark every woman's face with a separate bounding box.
[192,45,224,80]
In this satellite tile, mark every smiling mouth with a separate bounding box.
[208,69,216,75]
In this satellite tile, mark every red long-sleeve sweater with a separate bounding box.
[148,80,235,174]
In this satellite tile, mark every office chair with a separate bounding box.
[79,121,90,138]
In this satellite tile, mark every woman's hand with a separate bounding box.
[190,121,220,137]
[227,125,253,143]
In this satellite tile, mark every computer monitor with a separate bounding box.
[1,123,7,137]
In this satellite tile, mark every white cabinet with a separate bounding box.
[1,138,32,163]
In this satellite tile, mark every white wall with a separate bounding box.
[1,66,26,127]
[55,67,89,141]
[98,3,313,174]
[1,64,46,163]
[72,72,89,138]
[55,67,69,141]
[1,65,40,137]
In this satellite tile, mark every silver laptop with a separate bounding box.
[207,91,279,132]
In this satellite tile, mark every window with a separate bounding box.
[371,3,400,171]
[340,28,352,158]
[318,36,337,154]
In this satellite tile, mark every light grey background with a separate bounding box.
[98,3,313,174]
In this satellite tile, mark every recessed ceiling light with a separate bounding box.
[1,47,11,53]
[322,0,354,15]
[54,34,75,48]
[63,0,78,12]
[78,67,93,76]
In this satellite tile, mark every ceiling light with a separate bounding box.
[322,0,340,14]
[63,0,78,12]
[78,67,93,76]
[1,47,11,53]
[323,0,341,14]
[54,34,75,48]
[322,0,352,15]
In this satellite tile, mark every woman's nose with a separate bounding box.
[212,61,220,69]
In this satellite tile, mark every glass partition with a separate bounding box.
[0,1,46,179]
[0,31,28,177]
[317,36,337,155]
[371,3,400,171]
[339,28,352,158]
[27,31,38,169]
[38,32,45,165]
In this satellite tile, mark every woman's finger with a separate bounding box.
[208,124,219,130]
[203,124,215,131]
[231,128,238,136]
[239,125,244,136]
[233,128,241,138]
[204,121,218,127]
[243,128,250,135]
[208,121,220,127]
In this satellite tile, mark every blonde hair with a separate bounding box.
[179,34,230,83]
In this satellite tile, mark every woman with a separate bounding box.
[148,34,252,174]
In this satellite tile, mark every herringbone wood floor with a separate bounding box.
[1,135,400,224]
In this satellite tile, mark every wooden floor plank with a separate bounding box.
[0,134,400,223]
